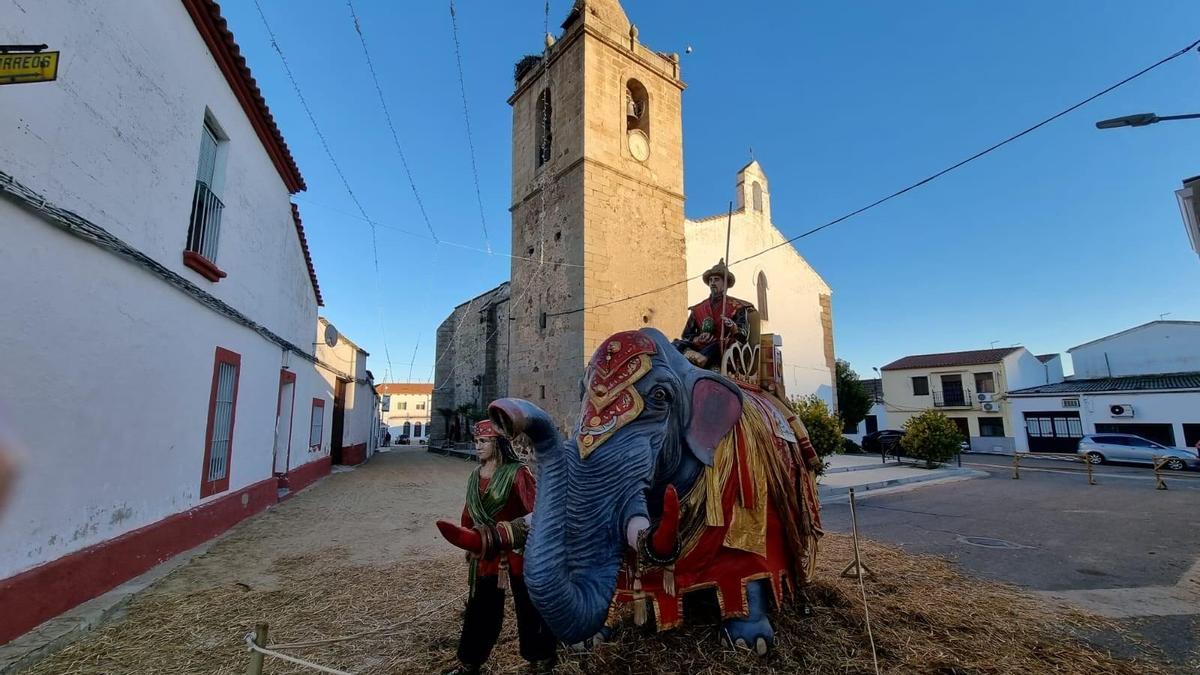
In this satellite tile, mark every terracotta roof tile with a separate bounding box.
[376,383,434,395]
[1008,372,1200,395]
[881,347,1022,371]
[292,205,322,306]
[182,0,306,193]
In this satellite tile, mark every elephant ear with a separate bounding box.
[684,376,743,466]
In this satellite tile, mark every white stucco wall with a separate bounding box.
[0,2,326,580]
[1008,390,1200,452]
[1003,349,1063,391]
[314,322,379,457]
[0,205,327,578]
[0,0,318,351]
[684,162,835,405]
[1070,322,1200,379]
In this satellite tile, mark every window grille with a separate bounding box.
[207,362,237,482]
[186,121,225,261]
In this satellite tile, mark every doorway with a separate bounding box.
[331,379,347,464]
[273,370,296,475]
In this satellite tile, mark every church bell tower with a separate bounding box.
[507,0,687,430]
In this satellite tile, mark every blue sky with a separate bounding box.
[221,1,1200,382]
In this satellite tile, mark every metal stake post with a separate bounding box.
[1011,453,1020,479]
[840,488,876,580]
[1086,457,1095,485]
[1153,457,1168,490]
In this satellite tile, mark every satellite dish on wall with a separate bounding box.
[323,322,339,348]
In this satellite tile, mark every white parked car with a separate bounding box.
[1076,433,1199,471]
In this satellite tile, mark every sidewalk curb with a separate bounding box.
[0,540,217,674]
[819,468,987,503]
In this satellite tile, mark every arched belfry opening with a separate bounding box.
[756,270,769,321]
[536,88,552,167]
[625,79,649,137]
[752,181,763,212]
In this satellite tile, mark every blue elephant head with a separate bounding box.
[488,328,744,644]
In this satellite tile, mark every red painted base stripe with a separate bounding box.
[0,477,276,645]
[340,443,367,466]
[288,456,331,493]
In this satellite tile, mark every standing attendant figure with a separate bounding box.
[436,419,556,674]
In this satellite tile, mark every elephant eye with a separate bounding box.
[650,386,671,403]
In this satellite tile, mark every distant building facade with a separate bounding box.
[881,347,1064,453]
[315,318,380,465]
[1008,321,1200,452]
[379,383,434,443]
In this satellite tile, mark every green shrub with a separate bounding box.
[900,411,962,468]
[790,395,843,474]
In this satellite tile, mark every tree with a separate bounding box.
[790,395,843,474]
[900,411,962,468]
[835,359,873,434]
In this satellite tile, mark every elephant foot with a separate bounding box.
[721,580,775,656]
[567,625,613,652]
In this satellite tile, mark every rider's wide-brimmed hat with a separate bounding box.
[701,258,735,288]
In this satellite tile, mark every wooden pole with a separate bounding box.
[1011,453,1020,479]
[246,623,268,675]
[1086,456,1095,485]
[719,201,733,377]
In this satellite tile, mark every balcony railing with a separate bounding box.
[932,388,973,408]
[187,180,224,261]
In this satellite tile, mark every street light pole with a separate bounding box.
[1095,112,1200,129]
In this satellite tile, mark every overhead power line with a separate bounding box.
[550,35,1200,318]
[448,0,494,253]
[346,0,441,244]
[253,0,395,378]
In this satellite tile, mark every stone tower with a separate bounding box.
[507,0,687,430]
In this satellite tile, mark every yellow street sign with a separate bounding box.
[0,51,59,85]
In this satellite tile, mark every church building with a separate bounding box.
[431,0,834,442]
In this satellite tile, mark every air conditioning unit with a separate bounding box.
[977,393,995,403]
[981,401,1001,413]
[1109,404,1134,418]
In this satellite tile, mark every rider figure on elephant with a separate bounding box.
[673,259,754,370]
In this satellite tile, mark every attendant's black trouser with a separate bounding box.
[456,574,557,666]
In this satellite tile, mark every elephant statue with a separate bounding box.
[488,328,822,654]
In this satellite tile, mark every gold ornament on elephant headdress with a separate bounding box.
[576,331,657,458]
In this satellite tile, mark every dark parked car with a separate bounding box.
[395,434,410,445]
[862,429,905,456]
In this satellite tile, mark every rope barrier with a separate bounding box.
[245,633,354,675]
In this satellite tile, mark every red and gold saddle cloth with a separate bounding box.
[615,388,822,630]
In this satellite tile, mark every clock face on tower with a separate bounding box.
[628,129,649,162]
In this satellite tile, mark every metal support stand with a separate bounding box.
[840,489,876,580]
[1086,457,1096,485]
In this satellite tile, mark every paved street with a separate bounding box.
[821,453,1200,669]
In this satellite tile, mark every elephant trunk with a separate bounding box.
[489,398,653,644]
